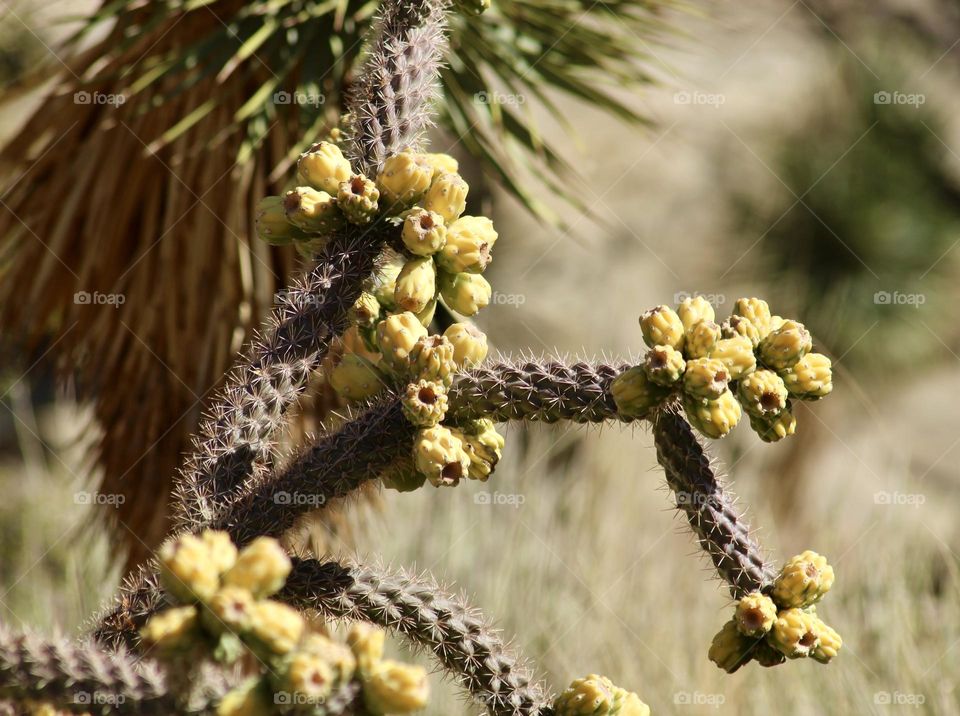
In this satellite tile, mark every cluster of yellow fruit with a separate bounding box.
[611,296,832,441]
[709,550,842,673]
[142,531,429,715]
[553,674,650,716]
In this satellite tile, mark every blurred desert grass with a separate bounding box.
[3,0,960,714]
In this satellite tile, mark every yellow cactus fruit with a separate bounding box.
[708,335,757,380]
[283,187,343,233]
[437,216,496,274]
[255,196,298,245]
[282,651,336,704]
[683,390,742,439]
[810,617,842,664]
[443,322,488,368]
[780,352,832,400]
[377,152,434,208]
[734,592,778,638]
[408,335,457,386]
[363,660,430,714]
[453,419,504,481]
[158,533,221,603]
[769,315,786,332]
[722,314,762,347]
[377,312,429,372]
[440,271,491,316]
[402,380,449,427]
[611,366,670,419]
[373,260,404,310]
[737,369,788,418]
[248,600,305,655]
[677,295,716,332]
[748,407,797,443]
[772,550,835,608]
[205,586,256,634]
[337,174,380,225]
[201,529,239,578]
[394,257,437,314]
[422,152,459,175]
[297,141,352,194]
[347,622,385,675]
[759,320,812,371]
[300,633,357,682]
[768,608,820,659]
[732,297,773,338]
[349,292,381,330]
[414,425,471,487]
[401,207,447,256]
[682,357,730,400]
[684,319,721,359]
[223,536,292,599]
[640,305,685,351]
[424,172,469,223]
[708,620,755,673]
[553,674,649,716]
[330,354,385,402]
[216,678,273,716]
[415,298,437,327]
[642,345,686,387]
[140,605,200,651]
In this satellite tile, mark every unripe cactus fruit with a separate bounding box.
[707,620,754,674]
[731,297,773,337]
[443,322,488,368]
[205,586,256,634]
[402,380,449,427]
[349,292,381,329]
[759,320,812,370]
[424,172,469,223]
[376,152,434,208]
[377,312,429,371]
[437,216,496,273]
[329,354,384,402]
[453,419,504,481]
[216,678,273,716]
[408,335,457,387]
[373,260,404,310]
[394,257,437,314]
[248,601,305,655]
[363,660,430,714]
[640,305,685,351]
[553,674,649,716]
[708,335,757,380]
[414,425,471,487]
[780,352,832,400]
[337,174,380,225]
[283,186,342,233]
[255,196,298,245]
[737,369,788,418]
[772,550,835,608]
[421,152,459,175]
[735,592,778,638]
[224,536,292,599]
[642,345,686,387]
[748,406,797,443]
[297,141,353,194]
[347,622,385,675]
[677,295,716,332]
[158,533,222,603]
[682,357,730,400]
[202,530,239,577]
[768,608,820,659]
[610,366,670,418]
[415,297,437,327]
[140,605,200,652]
[810,616,842,664]
[722,314,762,347]
[401,207,447,256]
[684,319,721,359]
[440,271,491,316]
[683,390,742,439]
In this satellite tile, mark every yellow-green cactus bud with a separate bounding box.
[377,312,429,372]
[205,586,256,634]
[394,257,437,314]
[347,622,385,675]
[708,620,755,673]
[329,354,385,402]
[453,420,504,481]
[414,425,470,487]
[455,0,491,15]
[140,606,199,651]
[735,592,778,638]
[443,322,488,368]
[810,617,842,664]
[611,366,670,418]
[297,141,352,194]
[363,660,430,714]
[642,345,686,387]
[722,314,763,347]
[424,172,469,223]
[708,335,757,380]
[554,674,649,716]
[677,295,716,332]
[752,640,786,668]
[373,260,403,310]
[684,319,721,359]
[682,357,730,400]
[300,633,357,682]
[402,380,448,427]
[216,678,273,716]
[737,369,788,418]
[772,550,835,608]
[759,320,812,371]
[437,216,496,274]
[255,196,298,246]
[768,608,820,659]
[283,187,342,233]
[337,174,380,225]
[381,462,427,492]
[158,533,221,603]
[377,152,434,208]
[440,271,491,316]
[780,352,832,400]
[350,292,381,329]
[224,536,292,599]
[683,390,742,439]
[401,207,447,256]
[732,297,773,338]
[281,651,336,704]
[639,305,684,351]
[422,152,459,175]
[748,407,797,443]
[408,335,457,386]
[248,601,304,655]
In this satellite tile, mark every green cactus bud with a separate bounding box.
[759,320,812,370]
[440,271,491,316]
[363,660,430,714]
[408,335,457,386]
[682,357,730,400]
[780,352,832,400]
[283,187,343,233]
[437,216,496,273]
[732,297,773,338]
[401,207,447,256]
[639,305,684,351]
[377,312,429,372]
[402,380,448,427]
[737,369,788,418]
[810,617,842,664]
[708,335,757,380]
[424,172,469,223]
[394,257,437,314]
[443,322,488,368]
[772,550,834,609]
[376,152,434,209]
[642,345,685,387]
[297,141,353,194]
[329,354,384,402]
[414,425,471,487]
[722,314,762,347]
[349,292,381,329]
[611,366,670,418]
[337,174,380,225]
[684,319,721,359]
[768,608,820,659]
[677,296,716,332]
[683,390,742,439]
[708,620,754,674]
[735,592,778,638]
[748,407,797,443]
[255,196,299,245]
